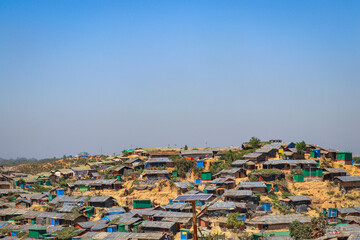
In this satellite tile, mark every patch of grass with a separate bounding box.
[327,191,335,196]
[251,169,283,176]
[54,227,83,240]
[268,193,278,201]
[345,195,357,200]
[282,192,292,198]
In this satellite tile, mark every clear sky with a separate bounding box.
[1,1,359,158]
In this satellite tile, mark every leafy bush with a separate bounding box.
[249,174,258,182]
[227,212,245,229]
[327,191,335,196]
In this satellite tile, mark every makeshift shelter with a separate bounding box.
[222,190,253,203]
[279,196,312,212]
[141,220,177,235]
[113,166,134,176]
[163,203,192,213]
[213,168,246,178]
[88,196,116,208]
[174,182,193,194]
[68,179,123,191]
[249,169,285,181]
[180,149,213,160]
[237,181,267,193]
[323,168,349,181]
[243,152,267,163]
[0,181,11,189]
[335,176,360,192]
[142,170,170,180]
[337,152,353,165]
[230,159,256,170]
[144,158,174,169]
[209,177,236,190]
[207,202,246,217]
[337,207,360,218]
[247,214,311,230]
[124,158,143,168]
[262,159,317,170]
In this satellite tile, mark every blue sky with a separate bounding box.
[1,1,359,158]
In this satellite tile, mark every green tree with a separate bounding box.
[170,156,195,178]
[221,150,242,165]
[249,137,261,149]
[209,160,226,175]
[18,178,26,186]
[184,145,188,150]
[295,141,307,154]
[289,220,313,240]
[122,150,130,157]
[227,212,245,229]
[311,215,326,238]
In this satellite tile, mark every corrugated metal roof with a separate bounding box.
[231,159,250,166]
[248,214,311,225]
[153,211,193,218]
[104,207,126,214]
[215,168,242,175]
[146,158,173,163]
[69,179,123,187]
[208,202,237,211]
[141,220,175,229]
[174,181,193,189]
[237,181,266,188]
[163,203,191,211]
[256,148,274,153]
[223,190,252,197]
[325,168,349,174]
[77,219,108,229]
[336,176,360,182]
[57,205,77,213]
[181,150,213,155]
[337,207,360,215]
[143,170,170,175]
[243,153,264,158]
[210,177,235,184]
[174,194,212,201]
[263,159,317,165]
[286,195,312,202]
[88,196,113,203]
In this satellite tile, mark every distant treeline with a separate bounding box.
[0,157,60,166]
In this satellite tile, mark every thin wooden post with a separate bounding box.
[192,201,198,240]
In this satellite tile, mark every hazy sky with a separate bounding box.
[1,1,360,159]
